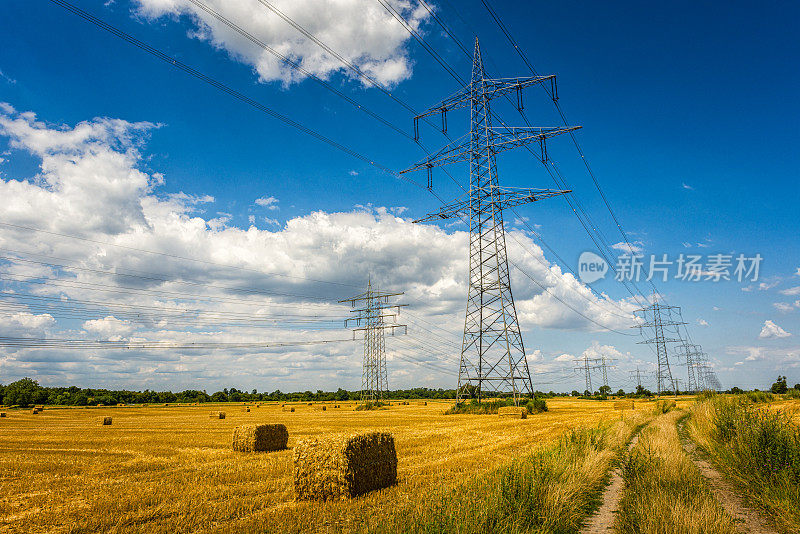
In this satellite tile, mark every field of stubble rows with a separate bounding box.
[0,398,656,533]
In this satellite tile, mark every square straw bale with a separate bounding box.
[102,416,112,425]
[498,406,527,419]
[209,411,226,419]
[293,432,397,501]
[232,424,288,452]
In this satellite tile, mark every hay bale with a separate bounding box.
[614,400,635,410]
[0,412,6,417]
[290,407,295,412]
[498,406,527,419]
[31,408,39,414]
[307,403,313,406]
[322,406,326,411]
[209,411,226,419]
[102,416,112,425]
[293,432,397,501]
[245,407,250,413]
[232,424,288,452]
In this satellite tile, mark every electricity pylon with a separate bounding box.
[630,367,644,389]
[679,342,704,393]
[693,348,721,391]
[402,38,579,403]
[574,355,614,393]
[340,280,406,401]
[575,355,594,393]
[634,300,686,395]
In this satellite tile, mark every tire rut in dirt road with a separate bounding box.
[579,426,644,534]
[677,420,777,534]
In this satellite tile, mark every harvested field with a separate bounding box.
[497,406,527,419]
[0,398,634,533]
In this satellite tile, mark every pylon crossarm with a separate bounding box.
[352,324,407,334]
[488,126,580,152]
[348,303,407,313]
[414,75,556,122]
[637,337,684,344]
[401,134,470,173]
[412,188,571,223]
[338,290,404,304]
[634,321,686,328]
[401,126,580,174]
[344,314,400,327]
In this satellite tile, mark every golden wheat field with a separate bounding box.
[0,398,662,533]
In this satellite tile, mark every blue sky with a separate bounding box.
[0,0,798,393]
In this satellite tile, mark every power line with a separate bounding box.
[478,0,660,302]
[376,0,466,85]
[47,0,426,191]
[0,335,354,350]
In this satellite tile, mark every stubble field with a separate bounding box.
[0,398,655,533]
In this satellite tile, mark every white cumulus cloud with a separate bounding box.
[759,320,791,339]
[131,0,430,87]
[0,104,638,391]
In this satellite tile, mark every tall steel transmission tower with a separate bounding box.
[634,301,686,395]
[402,38,579,403]
[679,342,703,393]
[340,281,406,401]
[693,348,721,391]
[575,355,594,394]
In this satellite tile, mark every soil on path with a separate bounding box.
[678,420,777,534]
[579,426,643,534]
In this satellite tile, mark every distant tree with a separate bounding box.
[583,389,591,396]
[795,384,800,392]
[571,390,580,396]
[729,386,744,394]
[3,378,41,406]
[599,385,611,396]
[771,376,788,394]
[616,389,626,397]
[211,391,228,402]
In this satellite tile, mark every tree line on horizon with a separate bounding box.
[0,377,796,408]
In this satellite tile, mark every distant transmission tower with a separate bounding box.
[679,342,702,393]
[693,348,721,391]
[629,367,646,390]
[634,301,686,395]
[574,355,614,393]
[599,356,613,391]
[340,280,406,401]
[403,38,579,403]
[575,355,594,393]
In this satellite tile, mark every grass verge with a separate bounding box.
[689,396,800,532]
[367,411,648,533]
[615,410,736,533]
